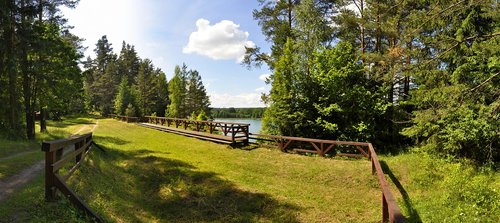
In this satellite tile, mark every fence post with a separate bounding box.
[382,193,389,222]
[43,143,57,200]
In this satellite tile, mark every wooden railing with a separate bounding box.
[110,114,140,123]
[42,133,103,222]
[144,116,250,144]
[250,134,404,223]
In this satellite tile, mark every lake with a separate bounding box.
[214,118,262,134]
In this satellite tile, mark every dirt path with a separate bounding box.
[0,150,37,162]
[0,160,44,201]
[0,120,99,202]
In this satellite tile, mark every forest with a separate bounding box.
[211,107,266,118]
[0,1,498,163]
[0,0,498,222]
[0,0,211,139]
[245,0,499,165]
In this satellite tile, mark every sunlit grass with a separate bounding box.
[67,119,381,222]
[4,118,495,222]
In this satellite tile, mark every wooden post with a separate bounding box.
[382,193,389,222]
[244,126,249,145]
[43,143,57,200]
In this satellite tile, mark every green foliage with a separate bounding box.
[167,65,187,118]
[402,0,499,164]
[114,77,138,116]
[312,41,389,141]
[382,153,499,222]
[211,107,266,118]
[125,103,138,117]
[167,64,210,118]
[196,110,208,121]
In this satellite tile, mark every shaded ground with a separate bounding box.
[0,119,98,203]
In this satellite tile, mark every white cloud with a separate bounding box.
[259,73,271,81]
[183,19,255,62]
[254,87,266,92]
[209,92,265,108]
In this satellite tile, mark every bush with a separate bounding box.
[125,104,137,117]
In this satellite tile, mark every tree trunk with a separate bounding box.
[7,0,21,136]
[21,0,35,140]
[40,106,47,132]
[360,0,365,54]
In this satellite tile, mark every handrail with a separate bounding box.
[42,133,103,222]
[144,116,250,145]
[110,114,140,123]
[144,116,250,126]
[368,144,405,223]
[250,133,405,222]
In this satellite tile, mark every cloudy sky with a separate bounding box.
[61,0,271,107]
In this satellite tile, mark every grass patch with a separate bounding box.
[66,119,381,222]
[0,174,93,222]
[0,151,42,180]
[4,117,496,222]
[0,116,97,179]
[380,153,499,222]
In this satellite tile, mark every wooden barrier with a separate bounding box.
[42,133,103,222]
[144,116,250,145]
[250,133,404,223]
[110,114,139,123]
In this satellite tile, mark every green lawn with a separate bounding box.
[1,117,498,222]
[0,116,97,180]
[71,119,381,222]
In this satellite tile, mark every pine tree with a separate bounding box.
[167,65,187,118]
[185,70,211,117]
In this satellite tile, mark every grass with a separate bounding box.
[72,119,381,222]
[1,117,498,222]
[381,153,500,222]
[0,116,97,180]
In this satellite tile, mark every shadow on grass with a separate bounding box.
[93,135,130,146]
[380,161,422,223]
[76,145,300,223]
[47,118,96,129]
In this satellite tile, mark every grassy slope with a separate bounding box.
[0,116,97,222]
[383,153,499,222]
[1,117,498,222]
[70,119,380,222]
[0,116,96,180]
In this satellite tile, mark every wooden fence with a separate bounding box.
[250,133,405,223]
[42,133,103,222]
[109,114,140,123]
[144,116,250,145]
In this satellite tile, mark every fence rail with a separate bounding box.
[144,116,250,145]
[42,133,103,222]
[109,114,140,123]
[250,133,404,223]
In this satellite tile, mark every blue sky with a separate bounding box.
[62,0,272,107]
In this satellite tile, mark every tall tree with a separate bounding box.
[185,70,211,117]
[117,41,140,85]
[135,59,156,116]
[84,35,118,115]
[402,0,499,163]
[167,65,188,118]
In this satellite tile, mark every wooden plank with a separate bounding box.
[250,133,370,146]
[138,123,247,144]
[52,140,92,171]
[42,133,92,152]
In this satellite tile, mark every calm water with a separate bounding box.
[214,118,262,134]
